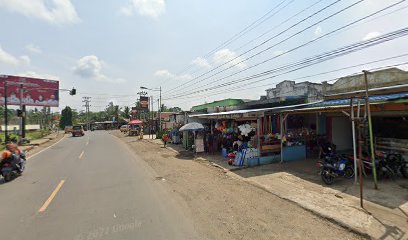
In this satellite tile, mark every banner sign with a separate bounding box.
[0,75,59,107]
[140,96,149,109]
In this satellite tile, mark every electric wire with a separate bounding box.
[167,0,406,96]
[165,28,408,99]
[165,0,348,94]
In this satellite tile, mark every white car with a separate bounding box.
[120,125,129,132]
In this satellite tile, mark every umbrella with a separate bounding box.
[179,122,204,131]
[128,119,143,125]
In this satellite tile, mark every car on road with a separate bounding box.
[64,126,73,133]
[120,125,129,133]
[72,125,85,137]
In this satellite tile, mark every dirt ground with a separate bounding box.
[112,131,363,240]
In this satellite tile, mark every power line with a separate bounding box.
[165,0,347,94]
[164,28,408,100]
[168,0,406,96]
[164,62,408,106]
[171,0,328,85]
[164,56,408,102]
[167,0,294,79]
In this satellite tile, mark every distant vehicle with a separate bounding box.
[64,126,73,133]
[120,125,129,133]
[72,125,85,137]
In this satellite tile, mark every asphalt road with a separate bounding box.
[0,131,199,240]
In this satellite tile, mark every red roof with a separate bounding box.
[128,119,143,125]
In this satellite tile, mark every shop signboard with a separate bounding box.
[0,75,59,107]
[244,112,264,118]
[131,107,138,118]
[140,96,149,109]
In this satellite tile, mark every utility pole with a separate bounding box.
[158,100,160,133]
[150,96,153,139]
[363,70,378,190]
[159,86,162,132]
[82,97,91,130]
[19,83,27,139]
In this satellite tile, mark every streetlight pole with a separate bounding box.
[140,86,162,134]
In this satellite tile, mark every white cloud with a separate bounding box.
[314,26,322,36]
[154,69,192,81]
[74,55,105,79]
[18,71,59,80]
[213,48,246,69]
[0,45,19,65]
[120,6,133,16]
[120,0,165,18]
[73,55,126,83]
[192,57,211,69]
[19,55,31,65]
[25,44,42,54]
[0,0,80,25]
[362,31,380,41]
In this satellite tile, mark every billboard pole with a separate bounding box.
[3,81,8,142]
[19,84,25,140]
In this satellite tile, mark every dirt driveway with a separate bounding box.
[112,131,362,240]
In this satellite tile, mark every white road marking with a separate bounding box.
[79,150,85,159]
[28,134,67,160]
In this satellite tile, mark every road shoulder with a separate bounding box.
[112,131,362,240]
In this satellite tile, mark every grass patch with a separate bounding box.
[0,129,51,145]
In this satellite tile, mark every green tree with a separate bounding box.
[0,107,15,123]
[59,106,73,129]
[168,106,182,112]
[121,106,131,119]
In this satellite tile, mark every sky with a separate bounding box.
[0,0,407,113]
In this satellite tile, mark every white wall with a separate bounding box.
[332,117,352,151]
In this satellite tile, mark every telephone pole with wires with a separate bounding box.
[82,97,91,130]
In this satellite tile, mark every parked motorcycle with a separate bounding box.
[359,151,408,179]
[0,152,26,182]
[381,152,408,179]
[318,154,355,185]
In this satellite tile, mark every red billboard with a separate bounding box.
[140,96,149,109]
[0,75,59,107]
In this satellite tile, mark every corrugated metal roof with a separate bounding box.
[312,92,408,107]
[189,102,321,118]
[281,92,408,113]
[189,92,408,118]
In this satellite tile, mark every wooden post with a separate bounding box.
[363,70,378,189]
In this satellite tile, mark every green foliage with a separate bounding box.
[59,106,73,129]
[122,106,130,119]
[156,130,169,140]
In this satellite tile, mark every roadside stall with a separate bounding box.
[179,122,205,152]
[190,110,266,167]
[128,119,143,136]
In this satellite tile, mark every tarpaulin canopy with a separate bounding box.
[128,119,143,125]
[179,122,204,131]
